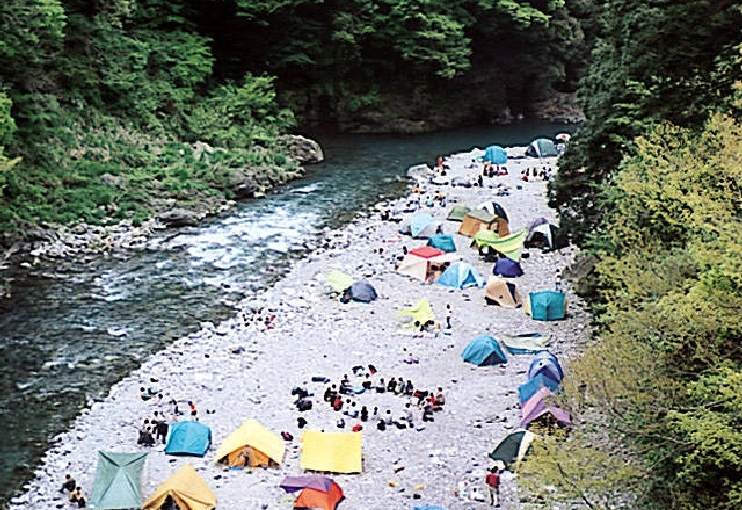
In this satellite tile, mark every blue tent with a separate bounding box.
[165,421,212,457]
[493,257,523,277]
[410,212,437,238]
[437,262,485,289]
[347,281,377,302]
[528,290,565,321]
[526,138,559,158]
[427,233,456,253]
[484,145,508,165]
[527,351,564,383]
[462,335,507,366]
[518,372,560,403]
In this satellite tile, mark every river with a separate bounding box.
[0,122,574,503]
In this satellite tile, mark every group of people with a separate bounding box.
[59,474,86,508]
[520,166,552,182]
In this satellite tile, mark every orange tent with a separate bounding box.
[293,482,344,510]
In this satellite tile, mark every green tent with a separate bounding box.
[474,229,527,261]
[324,270,354,294]
[446,205,471,221]
[90,451,148,509]
[489,430,536,471]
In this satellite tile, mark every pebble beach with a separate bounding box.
[10,147,591,510]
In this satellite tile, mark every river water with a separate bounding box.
[0,122,573,503]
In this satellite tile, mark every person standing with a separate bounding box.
[485,467,501,507]
[446,304,452,329]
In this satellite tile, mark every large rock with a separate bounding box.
[279,134,324,164]
[157,208,200,228]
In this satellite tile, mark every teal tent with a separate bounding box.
[461,335,507,366]
[526,138,558,158]
[527,290,565,321]
[446,205,471,221]
[165,421,212,457]
[483,145,507,165]
[90,451,148,509]
[426,233,456,253]
[437,262,484,289]
[400,212,441,238]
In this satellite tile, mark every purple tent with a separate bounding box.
[493,256,523,277]
[280,475,335,494]
[520,387,571,428]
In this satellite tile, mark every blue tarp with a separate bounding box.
[462,335,508,366]
[529,290,565,321]
[426,233,456,253]
[493,257,523,277]
[518,373,560,403]
[165,421,212,457]
[527,351,564,383]
[484,145,508,165]
[437,262,485,289]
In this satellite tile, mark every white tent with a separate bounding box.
[397,252,460,281]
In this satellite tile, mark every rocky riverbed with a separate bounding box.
[10,149,591,510]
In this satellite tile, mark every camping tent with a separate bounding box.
[400,212,441,238]
[526,290,566,321]
[489,430,536,471]
[525,138,558,158]
[483,145,508,165]
[215,419,285,468]
[437,262,485,289]
[280,475,344,510]
[143,464,216,510]
[446,205,471,221]
[474,229,527,261]
[518,372,560,403]
[520,387,571,429]
[398,298,436,325]
[89,451,148,510]
[324,270,355,294]
[461,335,507,366]
[426,233,456,253]
[300,430,363,474]
[477,201,508,222]
[493,256,523,277]
[458,209,497,237]
[346,281,377,302]
[397,248,459,282]
[501,333,550,355]
[484,277,522,308]
[165,421,212,457]
[527,351,564,383]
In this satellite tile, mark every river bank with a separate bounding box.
[8,145,590,509]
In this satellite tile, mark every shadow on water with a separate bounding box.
[0,121,576,503]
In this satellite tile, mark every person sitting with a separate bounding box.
[60,474,76,494]
[361,374,372,390]
[384,409,394,425]
[375,378,386,393]
[323,385,335,402]
[422,403,435,422]
[395,377,405,395]
[360,406,369,422]
[332,396,344,411]
[376,419,386,431]
[387,378,397,394]
[434,387,446,406]
[404,379,414,395]
[344,401,359,419]
[297,416,308,429]
[336,417,346,429]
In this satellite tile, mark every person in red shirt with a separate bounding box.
[485,466,501,507]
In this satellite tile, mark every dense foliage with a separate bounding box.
[0,0,588,235]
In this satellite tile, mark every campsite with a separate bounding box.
[13,142,591,509]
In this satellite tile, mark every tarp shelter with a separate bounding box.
[301,430,362,474]
[477,201,508,222]
[437,262,485,289]
[281,475,344,510]
[459,209,497,237]
[501,333,550,355]
[215,419,285,468]
[324,270,355,294]
[426,233,456,253]
[400,212,441,239]
[489,430,536,471]
[519,372,560,404]
[526,290,566,321]
[89,451,148,510]
[484,145,508,165]
[143,464,216,510]
[528,351,564,383]
[461,335,507,366]
[165,421,212,457]
[484,277,522,308]
[520,387,571,429]
[493,256,523,277]
[474,229,527,261]
[398,298,435,325]
[397,248,459,282]
[447,205,471,221]
[526,138,558,158]
[346,281,377,302]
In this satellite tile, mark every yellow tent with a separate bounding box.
[474,229,527,261]
[215,419,285,468]
[143,464,216,510]
[397,298,435,325]
[300,430,362,474]
[324,270,355,294]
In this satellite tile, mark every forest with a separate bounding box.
[3,0,742,508]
